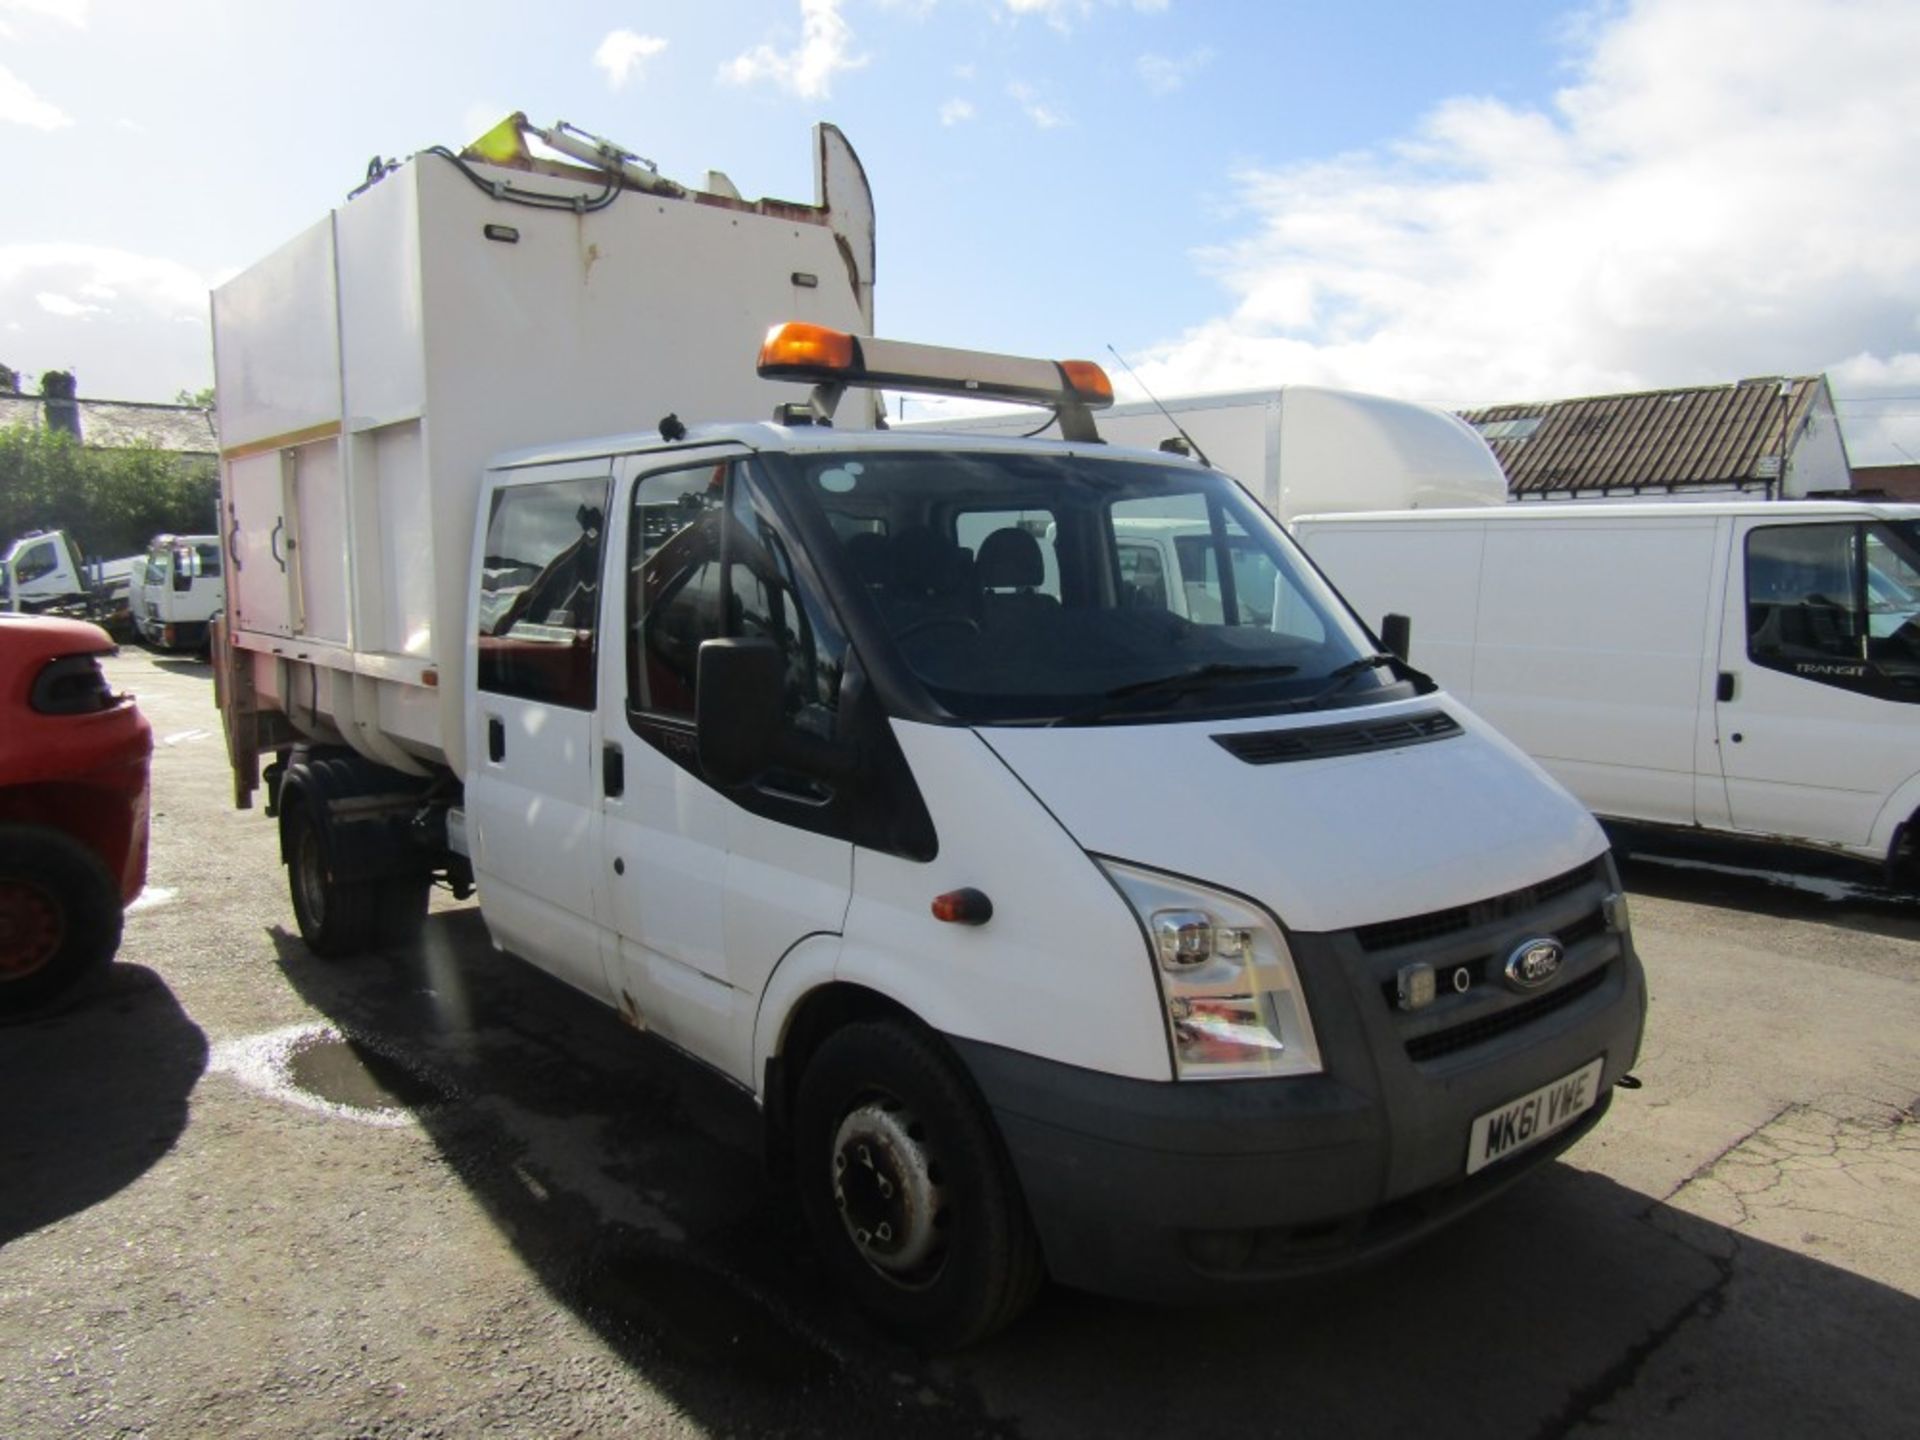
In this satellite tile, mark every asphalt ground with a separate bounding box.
[3,649,1916,1439]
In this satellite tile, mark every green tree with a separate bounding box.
[0,425,218,559]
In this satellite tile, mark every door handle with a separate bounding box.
[1716,671,1736,703]
[269,518,287,572]
[603,741,625,798]
[487,716,505,762]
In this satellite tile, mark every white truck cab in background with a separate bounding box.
[1296,501,1920,883]
[134,534,224,651]
[212,117,1644,1346]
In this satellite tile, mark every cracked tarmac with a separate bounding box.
[2,652,1916,1438]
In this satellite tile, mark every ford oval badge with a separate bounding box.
[1504,937,1564,990]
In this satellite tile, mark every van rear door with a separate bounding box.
[466,460,616,1001]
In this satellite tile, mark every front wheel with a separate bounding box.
[793,1020,1043,1349]
[0,825,123,1014]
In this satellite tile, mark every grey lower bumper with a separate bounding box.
[950,901,1646,1303]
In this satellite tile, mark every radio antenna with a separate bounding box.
[1106,344,1212,468]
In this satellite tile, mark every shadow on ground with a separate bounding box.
[268,913,1920,1440]
[148,656,212,676]
[0,964,208,1248]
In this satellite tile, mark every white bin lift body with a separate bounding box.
[212,123,874,786]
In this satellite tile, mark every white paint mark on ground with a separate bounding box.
[209,1021,420,1129]
[161,728,211,746]
[126,886,178,914]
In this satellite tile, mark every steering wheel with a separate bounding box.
[893,614,981,641]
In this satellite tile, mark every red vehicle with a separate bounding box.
[0,615,152,1012]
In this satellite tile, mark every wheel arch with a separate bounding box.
[1867,767,1920,882]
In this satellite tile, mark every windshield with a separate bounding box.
[783,448,1403,724]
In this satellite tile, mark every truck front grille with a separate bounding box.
[1404,962,1612,1062]
[1354,860,1601,953]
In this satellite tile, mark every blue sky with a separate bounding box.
[4,0,1919,463]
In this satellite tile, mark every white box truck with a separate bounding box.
[1295,500,1920,883]
[212,117,1643,1346]
[904,386,1509,521]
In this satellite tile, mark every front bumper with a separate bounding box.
[951,859,1646,1302]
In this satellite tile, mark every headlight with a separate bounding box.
[1099,858,1321,1081]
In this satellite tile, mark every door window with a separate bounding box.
[476,475,609,708]
[14,541,57,583]
[1746,522,1920,701]
[628,460,848,742]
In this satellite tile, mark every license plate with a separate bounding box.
[1465,1058,1604,1175]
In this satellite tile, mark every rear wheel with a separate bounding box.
[373,875,431,949]
[285,801,374,958]
[793,1020,1043,1349]
[0,826,122,1014]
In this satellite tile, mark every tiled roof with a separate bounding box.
[1460,377,1824,495]
[0,393,219,456]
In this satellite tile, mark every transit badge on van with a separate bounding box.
[1503,937,1564,991]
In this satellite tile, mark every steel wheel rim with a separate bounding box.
[295,825,328,929]
[0,879,64,980]
[830,1098,950,1286]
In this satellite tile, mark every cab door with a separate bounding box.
[599,449,853,1085]
[465,461,615,1002]
[1715,516,1920,849]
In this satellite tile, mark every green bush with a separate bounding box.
[0,425,218,560]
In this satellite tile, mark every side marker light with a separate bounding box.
[932,888,993,926]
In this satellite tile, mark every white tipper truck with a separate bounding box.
[212,116,1644,1347]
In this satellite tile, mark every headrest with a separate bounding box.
[976,527,1044,589]
[844,530,890,586]
[891,526,964,594]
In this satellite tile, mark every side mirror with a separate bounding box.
[1381,612,1412,663]
[696,637,785,787]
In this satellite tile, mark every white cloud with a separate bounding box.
[1137,46,1212,96]
[37,291,101,318]
[1134,0,1920,464]
[722,0,867,101]
[1008,81,1069,129]
[0,244,218,398]
[594,30,668,90]
[940,98,975,126]
[0,62,70,129]
[0,1,89,25]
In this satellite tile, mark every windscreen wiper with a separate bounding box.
[1285,651,1433,712]
[1048,662,1300,728]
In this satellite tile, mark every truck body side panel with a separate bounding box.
[214,138,870,784]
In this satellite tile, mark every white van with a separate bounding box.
[1295,500,1920,882]
[134,534,224,651]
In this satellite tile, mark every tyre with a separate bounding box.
[373,874,431,950]
[284,800,374,958]
[793,1019,1043,1349]
[0,825,124,1014]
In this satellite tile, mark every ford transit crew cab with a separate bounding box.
[210,118,1643,1346]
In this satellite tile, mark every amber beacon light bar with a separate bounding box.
[757,322,1114,442]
